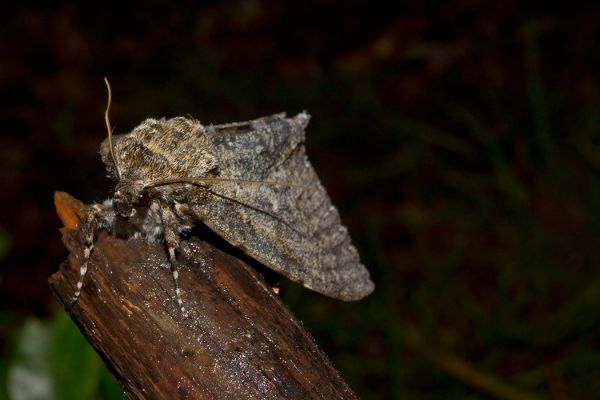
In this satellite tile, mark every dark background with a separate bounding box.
[1,2,599,399]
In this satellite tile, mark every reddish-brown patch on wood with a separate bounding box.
[54,191,87,231]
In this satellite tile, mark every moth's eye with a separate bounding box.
[136,190,150,207]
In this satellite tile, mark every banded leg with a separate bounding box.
[71,203,115,305]
[161,208,186,315]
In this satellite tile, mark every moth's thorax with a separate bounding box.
[100,117,218,184]
[109,175,196,242]
[112,179,148,217]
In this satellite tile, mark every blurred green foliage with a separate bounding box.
[3,312,125,400]
[1,2,599,399]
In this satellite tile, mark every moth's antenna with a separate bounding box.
[147,176,315,190]
[103,77,121,178]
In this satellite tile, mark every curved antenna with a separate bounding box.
[103,77,121,178]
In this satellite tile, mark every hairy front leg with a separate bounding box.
[72,202,116,305]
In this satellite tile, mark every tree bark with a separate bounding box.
[49,194,358,400]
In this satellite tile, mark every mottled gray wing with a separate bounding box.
[192,112,374,300]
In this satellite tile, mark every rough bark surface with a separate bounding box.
[49,228,358,400]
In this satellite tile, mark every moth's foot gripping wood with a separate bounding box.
[50,191,358,400]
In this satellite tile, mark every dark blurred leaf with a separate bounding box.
[0,357,8,400]
[97,369,127,400]
[0,227,11,261]
[50,311,103,400]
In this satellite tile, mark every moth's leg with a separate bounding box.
[72,203,116,305]
[160,207,186,315]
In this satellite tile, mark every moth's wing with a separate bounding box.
[193,112,374,300]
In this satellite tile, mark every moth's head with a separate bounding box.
[112,179,151,218]
[99,134,125,180]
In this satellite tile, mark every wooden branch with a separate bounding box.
[49,193,358,400]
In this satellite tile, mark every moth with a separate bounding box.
[73,79,374,313]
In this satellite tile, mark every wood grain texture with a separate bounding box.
[49,228,358,400]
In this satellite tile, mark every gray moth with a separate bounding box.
[74,81,374,313]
